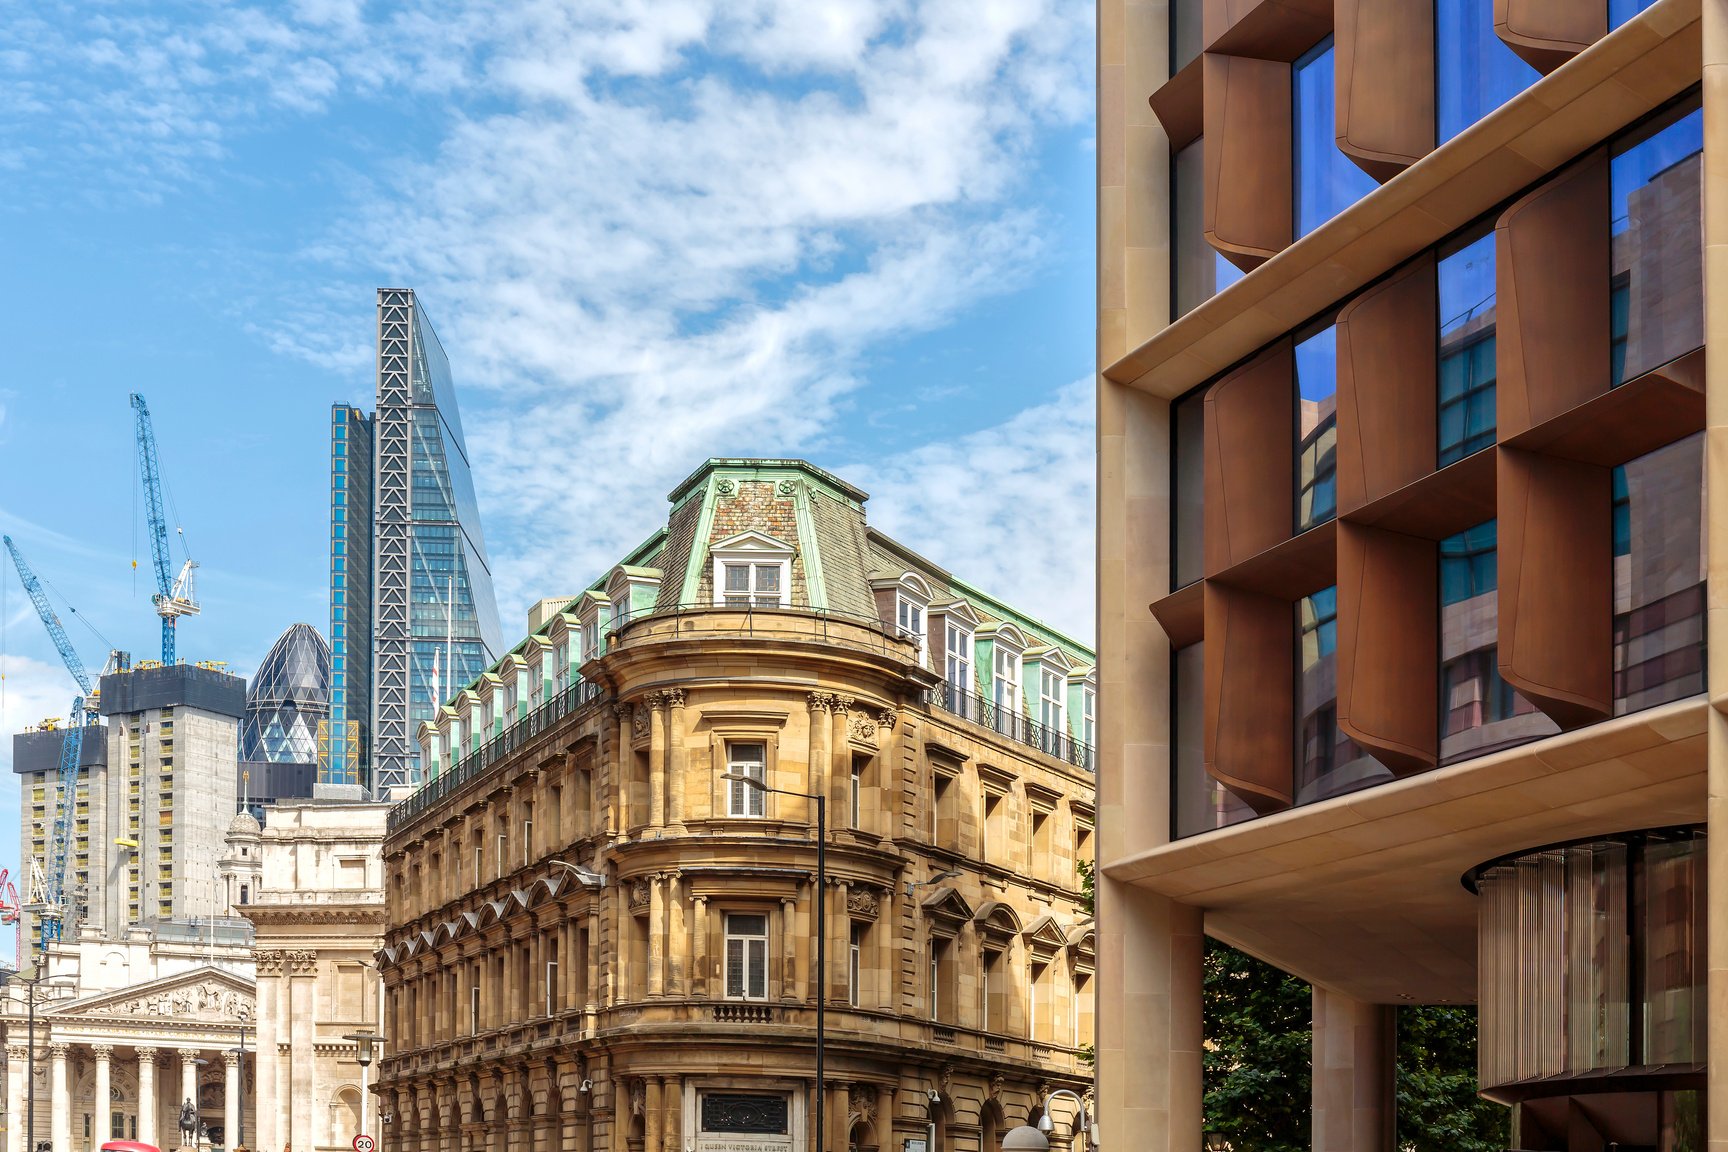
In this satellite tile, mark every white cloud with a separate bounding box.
[6,0,1097,643]
[845,377,1095,642]
[0,654,81,775]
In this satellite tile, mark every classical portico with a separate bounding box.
[4,967,257,1152]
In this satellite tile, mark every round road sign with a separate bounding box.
[354,1135,376,1152]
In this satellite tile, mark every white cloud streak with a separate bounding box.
[5,0,1097,638]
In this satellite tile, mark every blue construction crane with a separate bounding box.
[2,535,94,952]
[130,393,199,664]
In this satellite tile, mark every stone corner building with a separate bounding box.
[377,458,1098,1152]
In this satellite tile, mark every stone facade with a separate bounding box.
[243,802,389,1152]
[378,459,1096,1152]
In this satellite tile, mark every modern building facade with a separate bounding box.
[239,801,389,1152]
[14,663,248,964]
[1097,1,1715,1150]
[376,459,1097,1152]
[242,624,331,766]
[327,290,503,799]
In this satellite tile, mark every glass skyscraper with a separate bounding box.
[326,289,503,797]
[242,622,331,763]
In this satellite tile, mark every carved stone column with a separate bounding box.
[780,895,799,1001]
[831,880,850,1005]
[223,1051,240,1152]
[178,1047,200,1123]
[137,1046,158,1148]
[643,1078,662,1152]
[829,1082,849,1152]
[647,693,667,830]
[647,873,666,997]
[665,689,686,830]
[288,950,318,1152]
[584,912,600,1027]
[805,693,830,831]
[49,1044,70,1152]
[829,695,854,827]
[607,704,630,837]
[692,895,710,998]
[667,871,685,997]
[5,1043,26,1152]
[92,1044,113,1145]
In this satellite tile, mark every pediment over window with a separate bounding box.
[711,530,795,556]
[931,598,983,630]
[1023,913,1068,961]
[1067,926,1097,974]
[920,886,973,932]
[974,900,1022,947]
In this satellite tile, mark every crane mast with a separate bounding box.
[3,536,96,954]
[130,392,199,665]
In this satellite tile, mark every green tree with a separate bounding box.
[1201,943,1508,1152]
[1395,1006,1508,1152]
[1203,940,1312,1152]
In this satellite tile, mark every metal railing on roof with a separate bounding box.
[387,680,606,834]
[607,600,919,660]
[926,680,1095,772]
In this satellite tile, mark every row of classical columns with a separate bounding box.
[3,1042,241,1152]
[255,949,335,1152]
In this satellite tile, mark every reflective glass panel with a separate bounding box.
[1296,587,1391,803]
[1172,0,1203,72]
[1173,387,1208,588]
[1436,0,1540,144]
[1293,38,1378,238]
[1172,642,1254,837]
[1613,433,1705,714]
[1610,0,1657,29]
[1611,102,1703,385]
[1295,326,1338,532]
[1438,229,1498,466]
[1174,138,1245,317]
[1440,521,1559,765]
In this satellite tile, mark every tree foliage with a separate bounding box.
[1201,941,1509,1152]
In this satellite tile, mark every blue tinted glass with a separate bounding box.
[1436,0,1541,144]
[1610,0,1656,29]
[1439,232,1498,465]
[1294,38,1378,236]
[1296,327,1338,531]
[1297,585,1390,803]
[1611,106,1703,383]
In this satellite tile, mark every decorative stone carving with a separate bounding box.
[832,694,855,713]
[628,1078,646,1116]
[938,1064,953,1096]
[807,691,835,713]
[716,478,738,497]
[846,888,879,916]
[5,1044,27,1062]
[850,1088,875,1126]
[877,706,899,733]
[99,981,255,1022]
[661,687,685,709]
[989,1072,1005,1100]
[48,1044,69,1059]
[629,880,651,910]
[847,711,877,742]
[632,706,650,740]
[286,949,319,972]
[775,479,796,496]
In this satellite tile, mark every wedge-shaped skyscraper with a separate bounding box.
[327,289,503,797]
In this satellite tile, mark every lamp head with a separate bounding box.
[1036,1115,1054,1133]
[721,771,766,790]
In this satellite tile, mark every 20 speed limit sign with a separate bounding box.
[354,1135,377,1152]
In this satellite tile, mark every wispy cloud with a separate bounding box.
[5,0,1096,636]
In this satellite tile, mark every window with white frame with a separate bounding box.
[898,597,925,661]
[1083,686,1095,745]
[581,620,598,662]
[460,715,472,756]
[994,647,1019,711]
[849,923,865,1007]
[946,625,971,691]
[1040,668,1064,732]
[504,679,518,719]
[554,641,570,690]
[722,562,783,608]
[724,914,769,999]
[529,661,543,710]
[611,596,631,628]
[480,697,492,734]
[849,757,862,829]
[726,743,767,818]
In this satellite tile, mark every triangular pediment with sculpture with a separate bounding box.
[48,964,255,1023]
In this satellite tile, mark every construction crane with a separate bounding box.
[0,868,20,969]
[3,535,96,954]
[130,393,199,665]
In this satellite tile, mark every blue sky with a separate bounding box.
[0,0,1096,943]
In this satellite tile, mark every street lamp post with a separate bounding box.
[1037,1088,1097,1150]
[723,771,825,1152]
[341,1032,386,1148]
[18,971,72,1152]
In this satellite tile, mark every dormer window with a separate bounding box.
[710,532,795,610]
[946,624,972,690]
[554,640,569,690]
[1083,685,1095,744]
[994,647,1019,711]
[528,658,543,710]
[870,571,933,666]
[1040,668,1064,732]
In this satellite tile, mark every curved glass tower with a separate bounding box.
[241,623,332,763]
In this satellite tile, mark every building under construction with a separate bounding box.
[12,662,245,962]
